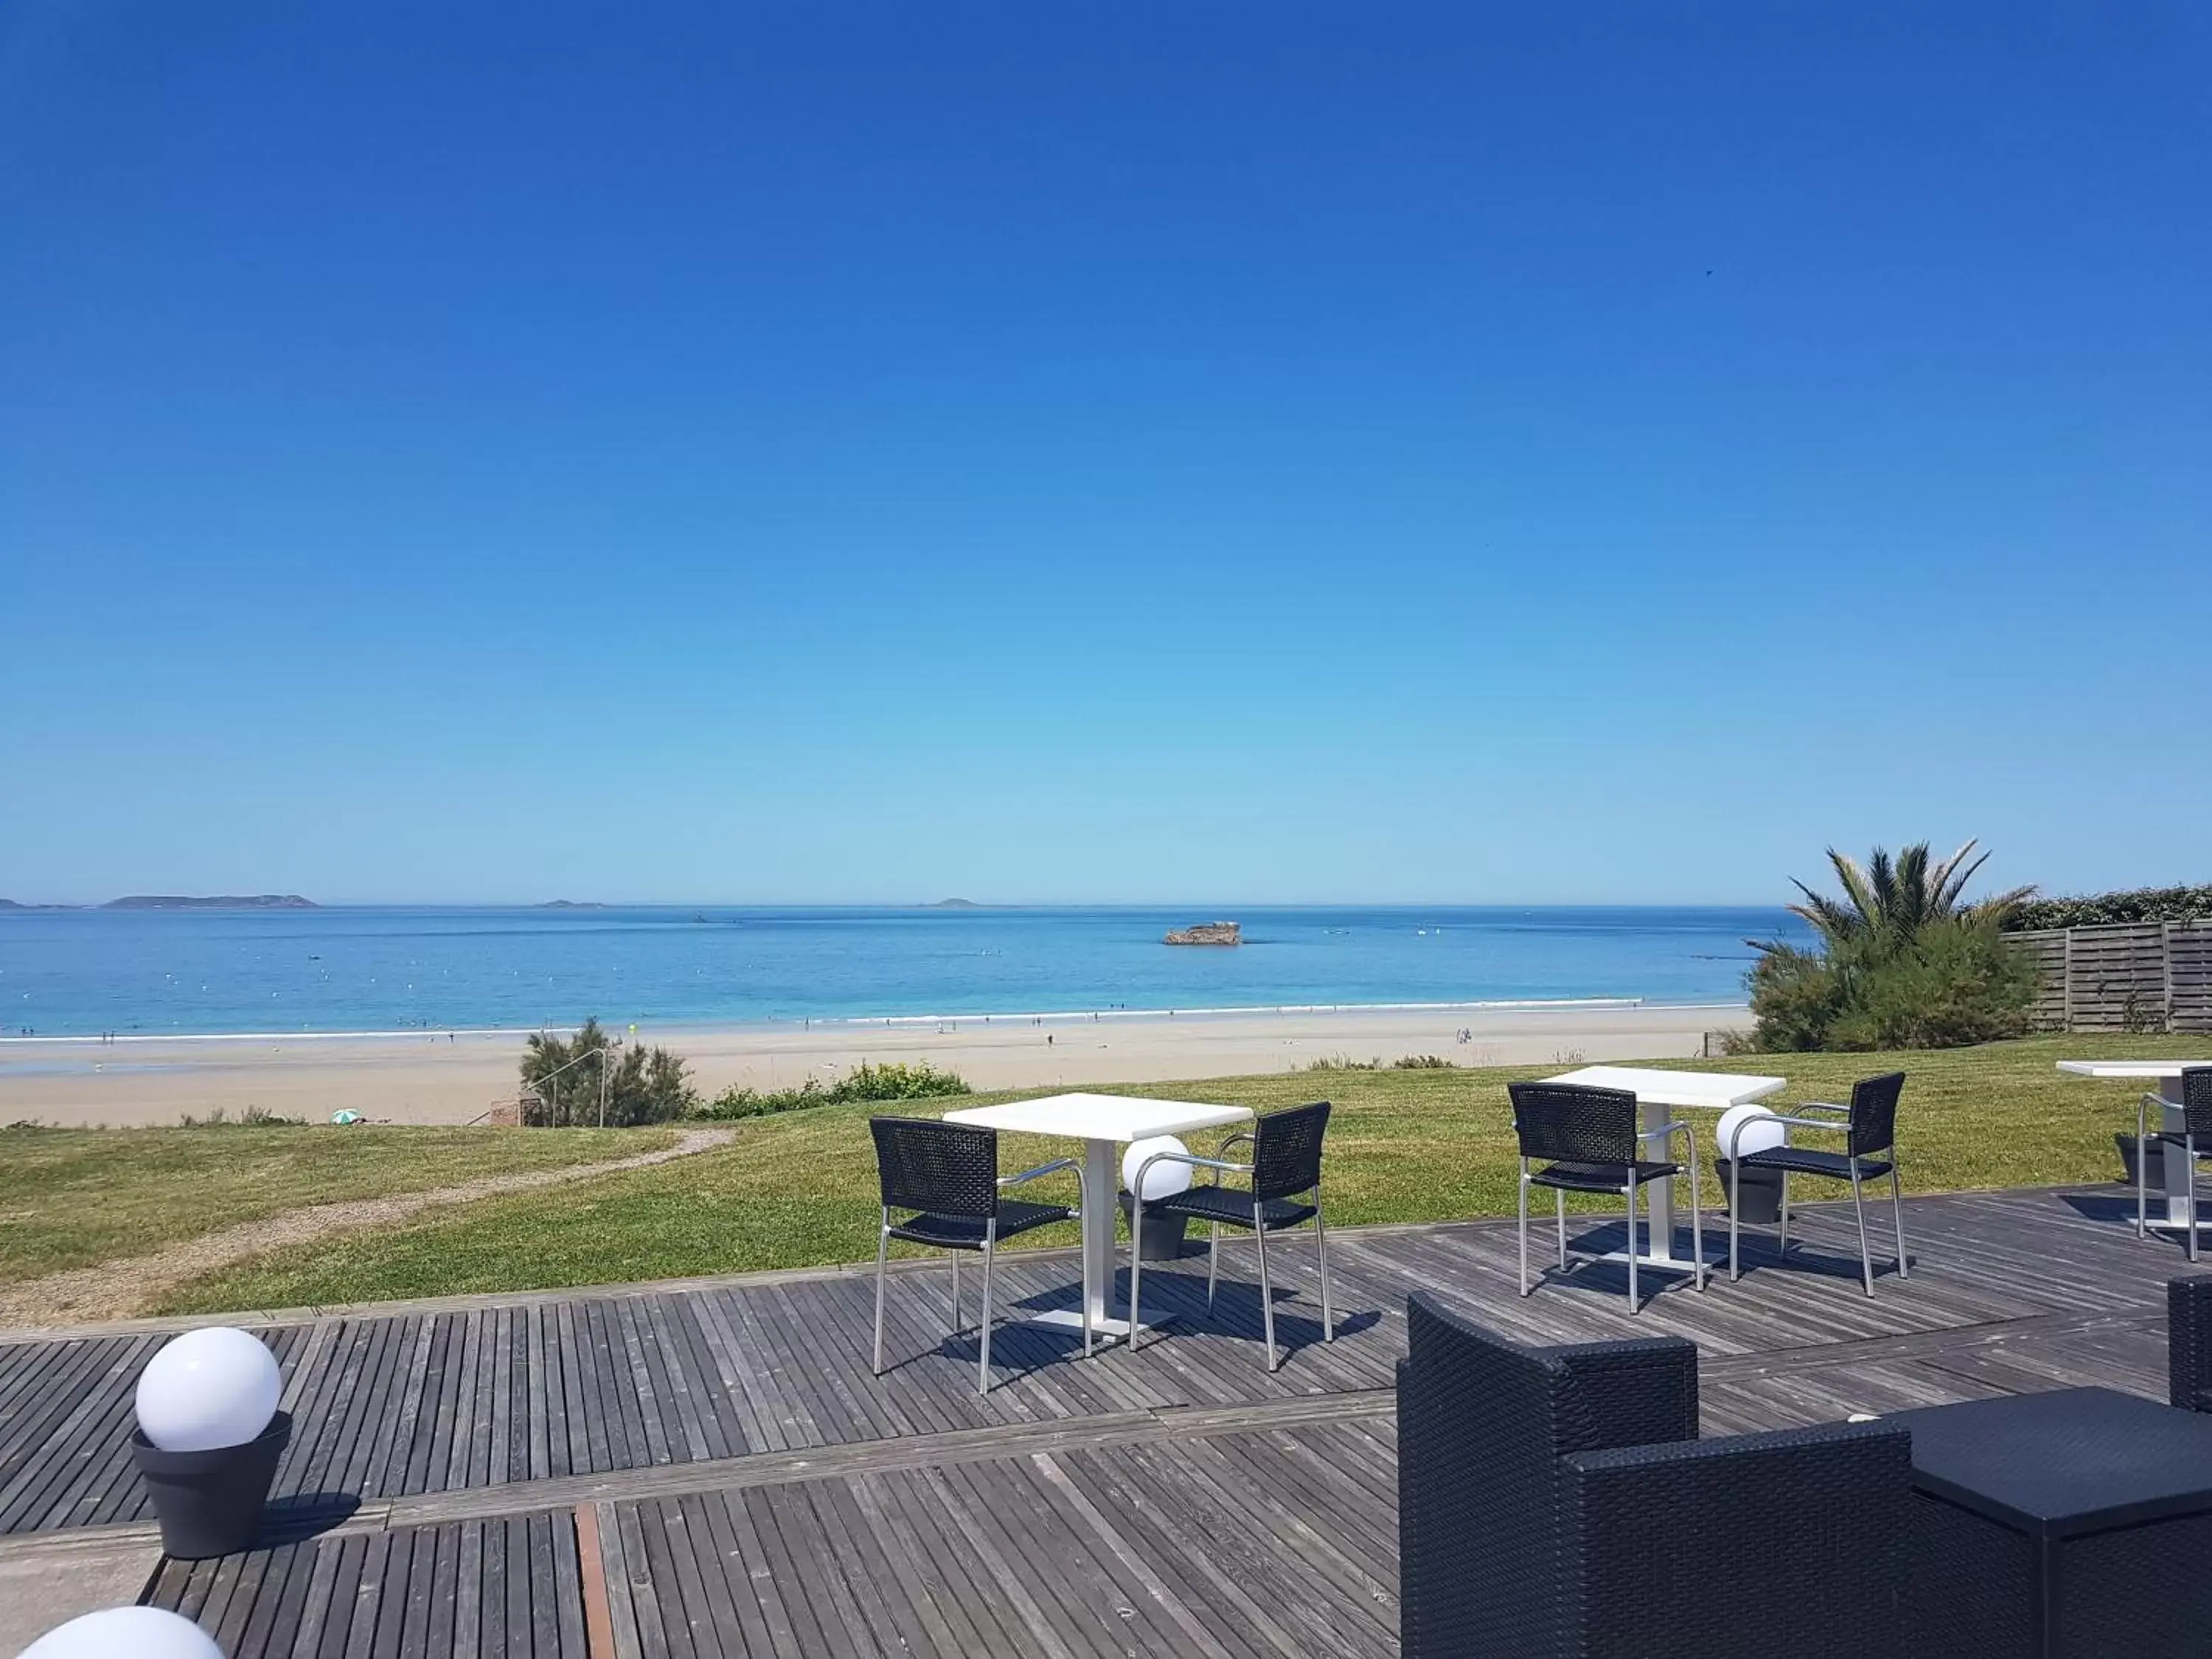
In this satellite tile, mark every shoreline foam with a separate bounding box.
[0,993,1736,1048]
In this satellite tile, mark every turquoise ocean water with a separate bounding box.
[0,905,1806,1039]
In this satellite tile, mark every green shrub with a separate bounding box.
[696,1060,970,1121]
[521,1018,697,1127]
[1391,1054,1455,1069]
[2005,885,2212,932]
[1740,942,1848,1052]
[1743,839,2038,1052]
[1747,918,2034,1051]
[173,1106,305,1128]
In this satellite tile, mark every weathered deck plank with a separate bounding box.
[8,1184,2212,1655]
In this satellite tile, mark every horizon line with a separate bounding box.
[3,897,1798,911]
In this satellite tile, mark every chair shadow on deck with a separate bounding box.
[1532,1217,1914,1306]
[254,1491,362,1548]
[1110,1262,1382,1363]
[2062,1186,2203,1257]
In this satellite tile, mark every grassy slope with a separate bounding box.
[0,1123,679,1279]
[153,1033,2192,1315]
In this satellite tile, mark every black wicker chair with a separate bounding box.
[1397,1292,1911,1658]
[869,1116,1088,1393]
[1507,1080,1702,1312]
[2138,1068,2212,1259]
[1127,1100,1332,1371]
[1727,1071,1906,1296]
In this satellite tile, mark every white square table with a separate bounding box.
[1541,1065,1787,1267]
[2057,1060,2212,1231]
[943,1092,1254,1343]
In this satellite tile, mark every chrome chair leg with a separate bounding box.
[1073,1164,1093,1359]
[1778,1173,1791,1254]
[1314,1200,1335,1340]
[1890,1163,1908,1278]
[2139,1093,2154,1241]
[1729,1159,1742,1282]
[1517,1165,1531,1295]
[1850,1164,1874,1296]
[1207,1222,1220,1308]
[1128,1191,1146,1354]
[1686,1148,1706,1293]
[949,1249,961,1335]
[1255,1203,1279,1370]
[872,1214,891,1375]
[1556,1189,1567,1270]
[2177,1141,2194,1265]
[976,1225,997,1394]
[1624,1179,1638,1312]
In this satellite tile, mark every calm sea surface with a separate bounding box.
[0,905,1808,1038]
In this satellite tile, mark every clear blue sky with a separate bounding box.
[2,2,2206,905]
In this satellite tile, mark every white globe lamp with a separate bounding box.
[1715,1104,1787,1162]
[135,1327,282,1453]
[18,1606,225,1659]
[1123,1136,1194,1203]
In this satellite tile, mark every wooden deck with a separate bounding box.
[2,1181,2196,1656]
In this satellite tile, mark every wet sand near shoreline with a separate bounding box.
[0,1003,1747,1127]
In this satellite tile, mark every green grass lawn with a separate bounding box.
[0,1121,679,1280]
[145,1033,2196,1316]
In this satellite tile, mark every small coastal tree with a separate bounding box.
[520,1018,697,1126]
[1742,841,2038,1051]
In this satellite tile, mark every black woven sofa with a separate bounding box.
[1397,1291,1910,1658]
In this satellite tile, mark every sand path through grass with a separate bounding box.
[0,1127,736,1331]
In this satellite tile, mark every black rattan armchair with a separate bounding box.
[1397,1292,1911,1658]
[1507,1080,1703,1312]
[869,1116,1088,1394]
[2138,1068,2212,1259]
[1727,1071,1906,1296]
[1127,1100,1332,1371]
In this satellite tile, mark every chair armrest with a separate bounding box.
[1794,1100,1852,1116]
[1761,1113,1851,1135]
[1130,1149,1251,1203]
[1139,1151,1251,1176]
[1561,1423,1911,1655]
[1215,1129,1256,1157]
[1635,1119,1693,1143]
[999,1157,1080,1188]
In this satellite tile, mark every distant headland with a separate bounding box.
[535,900,609,909]
[103,895,319,911]
[925,898,983,909]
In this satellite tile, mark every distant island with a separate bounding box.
[102,894,318,911]
[535,900,609,909]
[1164,920,1242,946]
[926,898,983,908]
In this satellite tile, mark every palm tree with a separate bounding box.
[1759,839,2034,955]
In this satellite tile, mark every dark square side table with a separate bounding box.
[1888,1387,2212,1658]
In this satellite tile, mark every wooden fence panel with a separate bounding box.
[2009,929,2067,1031]
[2067,922,2174,1032]
[2171,922,2212,1034]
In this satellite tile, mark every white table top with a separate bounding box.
[1543,1065,1787,1111]
[944,1091,1254,1144]
[2057,1060,2212,1079]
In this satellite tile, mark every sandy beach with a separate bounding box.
[0,1002,1747,1128]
